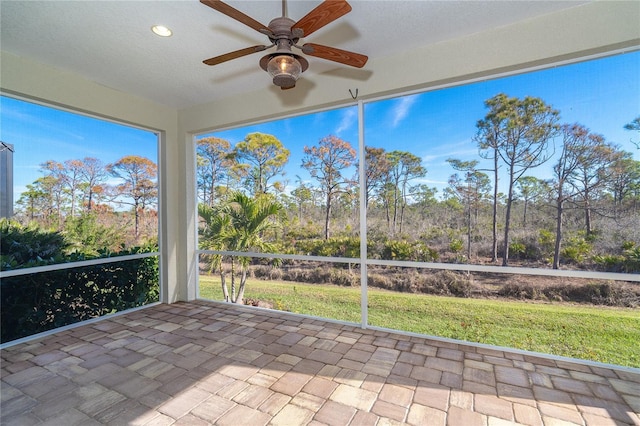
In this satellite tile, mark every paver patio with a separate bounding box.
[1,301,639,425]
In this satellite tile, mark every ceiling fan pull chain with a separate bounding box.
[349,88,359,100]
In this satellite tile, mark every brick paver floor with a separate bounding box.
[1,301,639,425]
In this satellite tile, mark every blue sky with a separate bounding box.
[205,51,640,196]
[2,51,639,205]
[373,51,640,191]
[0,98,158,200]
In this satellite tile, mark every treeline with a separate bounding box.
[197,94,640,271]
[14,155,158,247]
[10,94,639,272]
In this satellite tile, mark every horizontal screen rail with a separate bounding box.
[198,250,639,282]
[0,252,160,279]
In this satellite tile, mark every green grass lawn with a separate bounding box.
[198,275,640,368]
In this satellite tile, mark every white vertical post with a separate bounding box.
[358,100,368,329]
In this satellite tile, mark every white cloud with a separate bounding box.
[390,95,418,128]
[335,108,357,136]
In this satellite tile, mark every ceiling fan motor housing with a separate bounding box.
[267,17,299,42]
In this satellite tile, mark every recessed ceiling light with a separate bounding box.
[151,25,172,37]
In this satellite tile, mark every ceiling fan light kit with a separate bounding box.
[262,53,308,89]
[259,36,309,89]
[200,0,367,90]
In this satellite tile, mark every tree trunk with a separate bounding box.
[584,194,593,236]
[134,202,140,239]
[553,196,564,269]
[384,198,391,230]
[220,268,229,302]
[502,167,516,267]
[502,198,512,266]
[230,258,236,302]
[324,193,332,240]
[87,189,94,212]
[466,205,472,260]
[70,191,76,218]
[392,189,399,235]
[236,267,248,304]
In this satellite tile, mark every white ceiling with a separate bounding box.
[0,0,586,110]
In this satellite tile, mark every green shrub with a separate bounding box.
[538,229,555,257]
[293,237,360,258]
[449,239,464,254]
[593,254,625,272]
[560,235,592,264]
[63,214,126,256]
[380,240,439,262]
[1,219,159,343]
[1,245,159,343]
[509,241,526,259]
[1,218,69,269]
[594,243,640,273]
[383,240,414,260]
[415,242,439,262]
[622,241,636,250]
[622,246,640,273]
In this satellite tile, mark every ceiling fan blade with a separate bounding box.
[302,43,368,68]
[203,45,269,66]
[293,0,352,37]
[200,0,272,36]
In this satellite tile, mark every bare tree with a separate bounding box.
[569,136,616,236]
[108,155,158,239]
[302,135,356,239]
[39,161,68,227]
[551,124,591,269]
[77,157,108,212]
[607,154,640,215]
[515,176,547,229]
[447,159,490,260]
[386,151,426,235]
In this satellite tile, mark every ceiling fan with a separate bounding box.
[200,0,368,90]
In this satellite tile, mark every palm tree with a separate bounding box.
[199,192,282,303]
